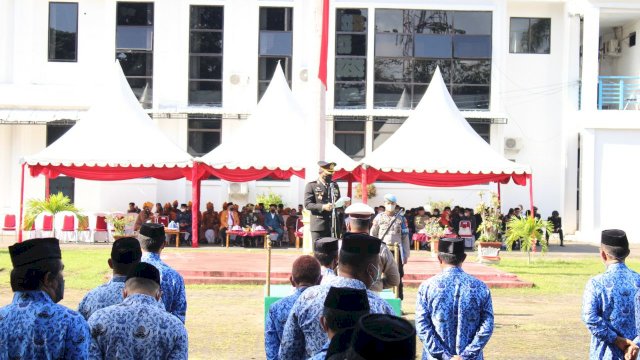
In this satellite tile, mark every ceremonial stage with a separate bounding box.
[161,251,533,289]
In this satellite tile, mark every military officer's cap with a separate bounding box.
[315,237,339,253]
[345,203,375,219]
[140,223,165,241]
[351,314,416,360]
[383,194,398,203]
[342,233,381,255]
[111,237,142,264]
[601,229,629,249]
[9,238,61,268]
[318,161,337,173]
[438,238,465,255]
[126,262,161,286]
[324,286,370,312]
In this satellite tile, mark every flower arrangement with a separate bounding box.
[106,214,136,236]
[355,184,376,199]
[422,217,445,239]
[475,191,503,243]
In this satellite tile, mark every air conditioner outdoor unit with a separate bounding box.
[228,182,249,195]
[604,39,621,57]
[504,137,523,152]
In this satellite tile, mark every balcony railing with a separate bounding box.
[598,76,640,110]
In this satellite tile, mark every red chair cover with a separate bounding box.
[62,215,75,231]
[95,216,108,231]
[43,215,53,231]
[2,214,16,230]
[158,216,169,227]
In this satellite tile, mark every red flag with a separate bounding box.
[318,0,329,89]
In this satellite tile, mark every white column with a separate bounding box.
[580,5,600,111]
[299,0,327,254]
[577,129,596,242]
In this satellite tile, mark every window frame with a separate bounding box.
[187,114,222,156]
[333,117,367,160]
[509,17,551,54]
[334,8,368,109]
[258,6,293,100]
[188,5,224,106]
[48,2,79,62]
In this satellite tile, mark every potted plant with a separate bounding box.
[355,184,376,200]
[475,192,504,264]
[423,217,445,258]
[23,192,82,230]
[106,214,136,239]
[505,216,554,264]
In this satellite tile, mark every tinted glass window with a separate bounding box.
[334,117,366,160]
[188,115,222,156]
[453,11,492,35]
[336,9,367,32]
[453,35,492,58]
[259,7,293,100]
[509,17,550,54]
[335,58,366,81]
[117,2,153,25]
[189,6,223,106]
[48,2,78,61]
[414,10,451,34]
[259,32,293,56]
[414,35,452,58]
[335,8,367,109]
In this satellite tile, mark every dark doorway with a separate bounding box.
[46,121,75,201]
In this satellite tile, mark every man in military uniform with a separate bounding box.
[0,238,90,358]
[345,202,400,293]
[88,262,188,359]
[304,161,341,242]
[139,223,187,323]
[370,194,411,300]
[78,237,142,320]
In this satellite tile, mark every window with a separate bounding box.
[333,117,366,159]
[189,6,223,106]
[48,2,78,61]
[630,32,636,47]
[258,7,293,100]
[468,121,490,143]
[509,17,550,54]
[187,114,222,156]
[374,10,492,110]
[372,117,406,150]
[116,2,154,109]
[335,9,367,109]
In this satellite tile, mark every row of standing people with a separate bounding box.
[0,222,189,359]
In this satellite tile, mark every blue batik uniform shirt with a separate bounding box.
[88,293,188,360]
[416,267,494,360]
[278,276,395,360]
[582,262,640,359]
[320,267,337,285]
[141,252,187,323]
[78,275,126,320]
[265,287,309,360]
[0,291,90,359]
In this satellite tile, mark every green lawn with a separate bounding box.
[0,245,631,359]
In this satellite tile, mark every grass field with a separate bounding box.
[1,243,638,359]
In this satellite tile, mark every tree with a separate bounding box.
[505,216,553,264]
[23,192,81,230]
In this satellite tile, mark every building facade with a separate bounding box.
[0,0,639,242]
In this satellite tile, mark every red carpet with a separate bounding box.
[161,251,533,289]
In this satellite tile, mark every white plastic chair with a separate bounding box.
[55,211,78,243]
[91,213,110,243]
[34,212,55,238]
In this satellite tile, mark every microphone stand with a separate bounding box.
[330,181,337,238]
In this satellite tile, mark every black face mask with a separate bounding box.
[322,173,333,183]
[52,275,64,303]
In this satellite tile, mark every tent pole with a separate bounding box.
[191,163,201,248]
[361,166,368,204]
[347,177,353,198]
[528,175,534,218]
[44,174,50,200]
[497,182,501,211]
[18,163,26,243]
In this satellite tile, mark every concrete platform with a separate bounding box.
[161,251,533,289]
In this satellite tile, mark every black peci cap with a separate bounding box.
[601,229,629,248]
[315,237,339,253]
[111,237,142,264]
[9,238,61,268]
[140,223,165,240]
[341,233,381,255]
[438,238,465,256]
[126,262,161,286]
[351,314,416,360]
[324,286,370,312]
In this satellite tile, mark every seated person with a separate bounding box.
[241,204,261,247]
[219,203,240,246]
[546,210,564,247]
[176,204,192,244]
[134,202,154,232]
[200,202,220,245]
[286,209,300,245]
[264,204,284,244]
